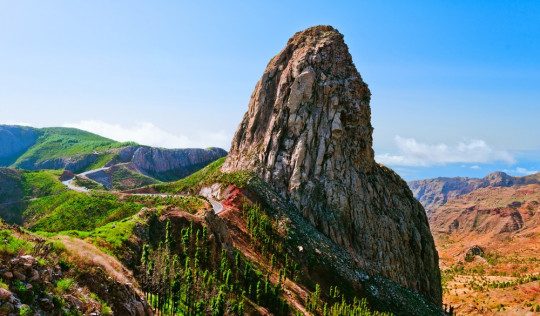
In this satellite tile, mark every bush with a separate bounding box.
[0,230,31,255]
[19,305,33,316]
[47,240,67,254]
[56,278,75,294]
[101,302,112,316]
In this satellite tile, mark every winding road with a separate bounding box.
[60,168,225,214]
[61,167,111,192]
[61,178,90,192]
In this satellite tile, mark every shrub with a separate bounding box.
[0,230,31,255]
[19,305,33,316]
[56,278,75,294]
[101,302,112,316]
[47,240,67,254]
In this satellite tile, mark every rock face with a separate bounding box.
[222,25,441,305]
[115,146,228,181]
[409,171,540,214]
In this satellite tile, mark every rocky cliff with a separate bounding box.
[114,146,228,181]
[222,25,441,305]
[409,171,540,214]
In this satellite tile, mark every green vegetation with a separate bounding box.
[82,153,115,172]
[32,195,207,256]
[21,169,67,197]
[18,305,33,316]
[154,157,253,194]
[48,240,67,253]
[140,218,289,315]
[137,200,387,316]
[89,216,142,255]
[123,195,205,213]
[24,191,143,232]
[11,127,136,171]
[0,169,66,205]
[110,167,161,190]
[101,302,113,316]
[73,175,106,190]
[55,278,75,294]
[0,223,132,315]
[0,229,32,255]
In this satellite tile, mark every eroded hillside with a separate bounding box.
[410,172,540,314]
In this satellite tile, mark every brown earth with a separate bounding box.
[429,184,540,314]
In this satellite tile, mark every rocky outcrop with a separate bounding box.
[409,171,540,214]
[0,223,151,316]
[0,126,40,166]
[0,252,104,315]
[25,153,101,173]
[114,146,227,181]
[465,245,485,261]
[222,25,441,305]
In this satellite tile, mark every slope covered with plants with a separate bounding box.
[10,127,135,171]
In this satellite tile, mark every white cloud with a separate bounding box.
[63,120,230,149]
[376,136,515,167]
[470,165,481,169]
[1,120,32,126]
[504,167,538,175]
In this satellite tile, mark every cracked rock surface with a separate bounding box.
[223,25,442,305]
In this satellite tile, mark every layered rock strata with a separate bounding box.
[222,25,441,304]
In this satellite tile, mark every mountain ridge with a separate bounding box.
[409,171,540,214]
[0,125,227,186]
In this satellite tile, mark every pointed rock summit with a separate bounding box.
[223,25,441,304]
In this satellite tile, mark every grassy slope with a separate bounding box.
[24,191,144,232]
[21,169,67,197]
[1,169,141,232]
[110,167,161,190]
[0,168,68,225]
[0,168,66,204]
[152,157,251,194]
[11,127,136,169]
[0,219,147,316]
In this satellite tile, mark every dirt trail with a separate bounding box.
[56,235,134,285]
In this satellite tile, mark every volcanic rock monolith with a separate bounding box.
[222,25,442,304]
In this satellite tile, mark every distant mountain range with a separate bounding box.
[409,171,540,314]
[0,125,227,188]
[409,171,540,215]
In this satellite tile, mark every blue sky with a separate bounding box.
[1,1,539,180]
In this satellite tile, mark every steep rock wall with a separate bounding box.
[222,25,441,304]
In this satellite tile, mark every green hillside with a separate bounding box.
[0,168,66,204]
[10,127,136,170]
[25,191,143,232]
[152,157,251,194]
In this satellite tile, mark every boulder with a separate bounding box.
[0,287,12,301]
